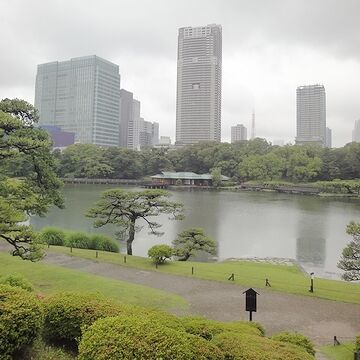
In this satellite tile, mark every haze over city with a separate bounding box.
[1,0,360,147]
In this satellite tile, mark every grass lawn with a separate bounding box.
[0,252,187,311]
[319,343,355,360]
[47,246,360,304]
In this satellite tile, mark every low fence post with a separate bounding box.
[191,266,194,275]
[124,255,127,263]
[96,251,98,258]
[70,246,72,253]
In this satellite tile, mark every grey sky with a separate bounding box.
[1,0,359,147]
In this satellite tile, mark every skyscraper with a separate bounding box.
[35,55,120,147]
[176,24,222,145]
[231,124,247,143]
[325,127,332,148]
[296,84,326,147]
[352,119,360,142]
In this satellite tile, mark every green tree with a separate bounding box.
[0,99,63,260]
[148,244,173,264]
[87,189,184,255]
[172,228,217,261]
[211,168,222,187]
[338,221,360,281]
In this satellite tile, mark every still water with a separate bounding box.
[31,185,360,278]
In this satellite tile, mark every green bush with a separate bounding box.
[20,338,74,360]
[0,285,43,359]
[148,244,173,264]
[271,332,315,356]
[355,334,360,352]
[89,234,119,253]
[38,227,66,246]
[212,332,315,360]
[0,273,33,292]
[65,232,92,249]
[180,316,264,340]
[43,292,132,348]
[78,315,224,360]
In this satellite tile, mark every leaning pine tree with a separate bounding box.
[86,189,184,255]
[338,221,360,281]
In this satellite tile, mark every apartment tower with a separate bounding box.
[176,24,222,145]
[352,119,360,142]
[231,124,247,143]
[35,55,120,147]
[295,84,326,147]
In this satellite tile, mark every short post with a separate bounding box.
[309,272,314,293]
[155,263,158,269]
[70,246,72,253]
[96,251,98,258]
[333,336,340,346]
[249,311,253,322]
[48,243,50,249]
[228,273,234,281]
[265,278,271,287]
[191,266,194,275]
[124,255,127,263]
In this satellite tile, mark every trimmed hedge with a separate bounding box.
[78,315,224,360]
[0,272,33,292]
[180,316,264,340]
[43,292,130,347]
[38,227,119,253]
[212,332,315,360]
[271,332,315,356]
[38,227,66,246]
[148,244,173,264]
[0,285,43,359]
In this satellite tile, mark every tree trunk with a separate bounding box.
[127,219,135,255]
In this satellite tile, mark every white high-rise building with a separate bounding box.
[35,55,120,147]
[176,24,222,145]
[325,127,332,148]
[352,119,360,142]
[231,124,247,143]
[295,84,326,147]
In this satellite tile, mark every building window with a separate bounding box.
[192,83,200,90]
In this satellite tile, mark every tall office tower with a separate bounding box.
[119,89,133,148]
[295,84,326,146]
[352,119,360,142]
[152,122,159,145]
[325,127,332,148]
[128,99,141,150]
[35,55,120,147]
[231,124,247,143]
[176,24,222,145]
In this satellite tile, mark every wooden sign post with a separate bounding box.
[243,288,259,322]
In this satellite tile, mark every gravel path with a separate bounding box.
[42,252,360,347]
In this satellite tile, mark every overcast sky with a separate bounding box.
[1,0,359,147]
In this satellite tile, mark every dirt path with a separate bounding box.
[42,252,360,346]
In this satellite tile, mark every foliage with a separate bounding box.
[211,167,223,187]
[89,234,119,253]
[21,338,74,360]
[0,284,43,359]
[212,332,315,360]
[271,332,315,356]
[356,334,360,352]
[0,272,33,292]
[338,221,360,281]
[39,227,66,246]
[180,316,264,340]
[317,180,360,195]
[65,231,119,253]
[0,98,63,260]
[173,228,217,261]
[320,342,355,360]
[87,189,184,255]
[42,292,130,348]
[78,315,224,360]
[148,244,173,264]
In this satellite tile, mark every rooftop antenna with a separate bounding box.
[251,110,255,140]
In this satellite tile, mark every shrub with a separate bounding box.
[38,227,66,246]
[271,332,315,356]
[148,244,173,264]
[43,292,132,348]
[78,315,224,360]
[0,273,33,292]
[355,333,360,352]
[65,231,92,249]
[89,234,119,253]
[212,332,315,360]
[0,285,43,359]
[180,316,264,340]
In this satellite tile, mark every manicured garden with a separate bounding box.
[48,246,360,304]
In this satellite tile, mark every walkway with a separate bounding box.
[42,252,360,346]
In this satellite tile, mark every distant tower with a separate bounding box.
[251,111,255,140]
[352,119,360,142]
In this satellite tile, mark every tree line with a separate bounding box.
[50,139,360,182]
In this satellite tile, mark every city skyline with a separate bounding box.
[1,0,360,147]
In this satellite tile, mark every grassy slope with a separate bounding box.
[48,246,360,304]
[320,343,355,360]
[0,252,186,311]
